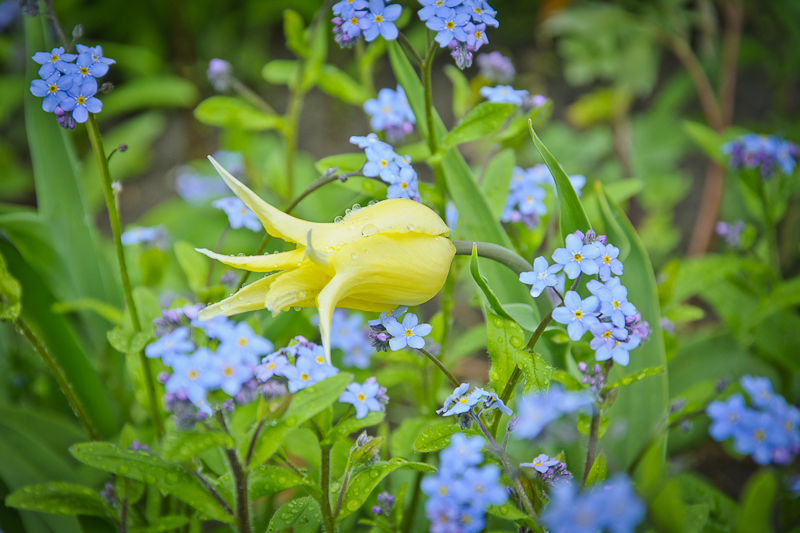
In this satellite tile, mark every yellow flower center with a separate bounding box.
[374,14,383,23]
[48,85,58,93]
[188,369,198,380]
[401,182,408,189]
[80,67,89,75]
[357,393,366,401]
[300,372,310,381]
[50,55,59,62]
[603,255,611,263]
[573,253,582,262]
[316,356,325,364]
[603,330,612,338]
[446,21,454,29]
[351,17,358,24]
[405,329,414,337]
[474,8,482,14]
[459,397,468,404]
[574,310,583,319]
[238,337,247,346]
[435,0,443,5]
[380,159,388,167]
[526,195,533,202]
[438,486,448,496]
[76,96,86,105]
[755,429,766,442]
[267,363,275,370]
[729,413,738,422]
[475,31,482,38]
[223,366,234,377]
[612,300,620,308]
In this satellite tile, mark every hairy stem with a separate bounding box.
[320,444,336,533]
[225,448,252,533]
[430,269,456,412]
[86,114,163,438]
[583,406,600,485]
[187,468,234,517]
[231,78,276,115]
[284,84,305,200]
[400,454,427,533]
[18,319,99,440]
[417,347,460,388]
[398,32,424,66]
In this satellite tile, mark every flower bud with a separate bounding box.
[72,24,83,38]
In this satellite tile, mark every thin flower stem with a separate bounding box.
[471,413,537,518]
[17,319,99,440]
[397,32,424,67]
[320,444,337,533]
[206,224,230,286]
[277,447,305,477]
[430,269,456,413]
[333,469,351,519]
[452,240,532,276]
[86,114,164,439]
[217,411,252,533]
[400,454,427,533]
[187,467,234,517]
[231,78,276,115]
[120,495,129,533]
[417,347,459,388]
[582,405,601,486]
[43,0,69,51]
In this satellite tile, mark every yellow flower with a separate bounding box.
[197,156,455,363]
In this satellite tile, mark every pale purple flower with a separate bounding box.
[384,313,432,350]
[551,291,600,341]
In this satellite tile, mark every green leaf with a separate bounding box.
[6,482,113,518]
[486,308,525,394]
[486,502,537,529]
[249,465,315,501]
[0,250,22,321]
[414,424,470,453]
[244,374,352,469]
[314,153,366,174]
[443,64,471,119]
[514,350,552,394]
[677,473,740,532]
[174,241,208,294]
[139,248,168,287]
[194,96,284,131]
[595,182,668,471]
[262,59,299,86]
[602,366,664,391]
[440,102,516,151]
[317,65,371,105]
[266,496,321,533]
[161,430,234,462]
[69,442,233,523]
[130,516,189,533]
[585,451,607,485]
[529,123,592,239]
[470,245,513,320]
[283,10,309,58]
[387,41,533,310]
[683,120,726,164]
[51,298,123,325]
[480,148,515,218]
[99,76,199,120]
[735,470,776,533]
[323,411,385,445]
[337,458,436,520]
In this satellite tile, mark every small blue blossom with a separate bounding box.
[120,226,166,246]
[191,315,236,339]
[437,383,470,415]
[597,475,647,533]
[445,201,459,232]
[212,197,262,232]
[341,9,371,38]
[386,164,420,201]
[520,453,559,474]
[29,71,72,113]
[438,383,481,416]
[519,256,562,298]
[328,310,368,351]
[75,44,116,77]
[479,85,528,105]
[474,389,513,416]
[368,306,408,328]
[145,327,194,366]
[342,335,374,369]
[551,233,602,279]
[362,144,402,182]
[740,375,777,409]
[210,348,254,396]
[418,0,460,21]
[707,393,748,441]
[384,313,432,350]
[595,243,624,281]
[771,397,800,453]
[455,22,488,51]
[723,133,799,179]
[733,410,784,465]
[297,343,340,378]
[338,380,385,419]
[464,0,498,27]
[552,290,600,341]
[587,277,636,328]
[175,166,230,204]
[59,82,102,123]
[333,0,368,15]
[32,46,77,78]
[165,348,219,414]
[363,85,415,142]
[282,355,328,393]
[454,465,507,507]
[514,384,593,439]
[350,133,392,150]
[426,8,470,47]
[594,333,640,366]
[589,322,628,353]
[363,0,402,42]
[440,433,483,471]
[217,322,274,366]
[476,51,515,83]
[255,352,290,382]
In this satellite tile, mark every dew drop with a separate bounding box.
[285,417,298,427]
[406,224,415,232]
[165,472,179,485]
[361,223,378,237]
[117,464,130,475]
[334,216,343,223]
[278,476,287,485]
[509,336,522,348]
[351,253,357,259]
[369,470,380,479]
[144,474,157,484]
[347,500,361,511]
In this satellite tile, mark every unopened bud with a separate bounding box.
[669,399,687,413]
[577,362,588,373]
[680,419,693,432]
[118,143,128,152]
[100,82,114,93]
[18,0,39,16]
[459,413,473,430]
[72,24,83,38]
[356,431,371,447]
[716,378,731,393]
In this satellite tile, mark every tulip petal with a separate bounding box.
[317,273,358,364]
[195,247,306,272]
[199,275,276,319]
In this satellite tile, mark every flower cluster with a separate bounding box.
[520,230,650,366]
[363,85,416,143]
[437,383,512,418]
[121,226,168,247]
[513,384,593,439]
[367,306,433,351]
[176,151,243,204]
[329,310,375,368]
[722,133,799,179]
[351,134,421,201]
[520,453,572,486]
[29,45,115,127]
[541,475,645,533]
[371,492,395,517]
[212,197,261,232]
[145,308,273,420]
[501,165,584,228]
[338,377,389,419]
[254,336,338,393]
[331,0,402,47]
[476,51,515,83]
[707,375,799,465]
[715,220,744,248]
[419,0,499,69]
[422,434,507,533]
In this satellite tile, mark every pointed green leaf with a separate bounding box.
[440,102,516,150]
[283,10,309,58]
[248,465,317,501]
[70,442,233,523]
[486,308,525,393]
[735,470,776,533]
[480,148,516,218]
[194,96,283,131]
[585,451,607,485]
[267,496,321,533]
[414,424,463,453]
[528,123,591,239]
[470,245,513,320]
[317,65,370,105]
[130,516,189,533]
[175,241,208,294]
[603,366,664,392]
[6,482,113,518]
[514,350,552,394]
[0,250,21,321]
[161,430,234,462]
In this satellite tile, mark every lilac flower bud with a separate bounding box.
[220,270,238,287]
[715,221,744,247]
[117,143,128,153]
[660,317,675,334]
[773,447,792,465]
[715,378,731,393]
[476,52,515,84]
[574,230,585,241]
[670,399,686,413]
[377,492,394,509]
[196,410,209,421]
[679,419,693,432]
[529,94,548,108]
[582,376,590,384]
[18,0,38,17]
[584,230,597,244]
[260,380,288,399]
[207,59,233,91]
[72,24,83,38]
[54,106,76,130]
[221,399,235,413]
[577,362,588,373]
[459,413,473,430]
[371,505,382,515]
[356,431,371,447]
[100,483,116,506]
[450,42,473,70]
[595,234,607,244]
[507,416,520,432]
[157,371,170,384]
[100,82,114,93]
[593,364,602,375]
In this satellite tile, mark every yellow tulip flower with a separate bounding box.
[196,156,455,363]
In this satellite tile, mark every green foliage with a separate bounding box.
[6,483,113,519]
[440,102,517,151]
[735,470,777,533]
[267,496,321,532]
[585,451,607,485]
[515,350,552,394]
[486,309,525,394]
[194,97,283,131]
[414,423,468,453]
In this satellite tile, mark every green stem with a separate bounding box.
[86,114,164,438]
[320,444,336,533]
[18,319,99,440]
[430,269,456,412]
[417,347,459,388]
[759,182,781,278]
[231,78,276,115]
[582,406,600,485]
[400,455,427,533]
[284,86,305,200]
[452,241,532,275]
